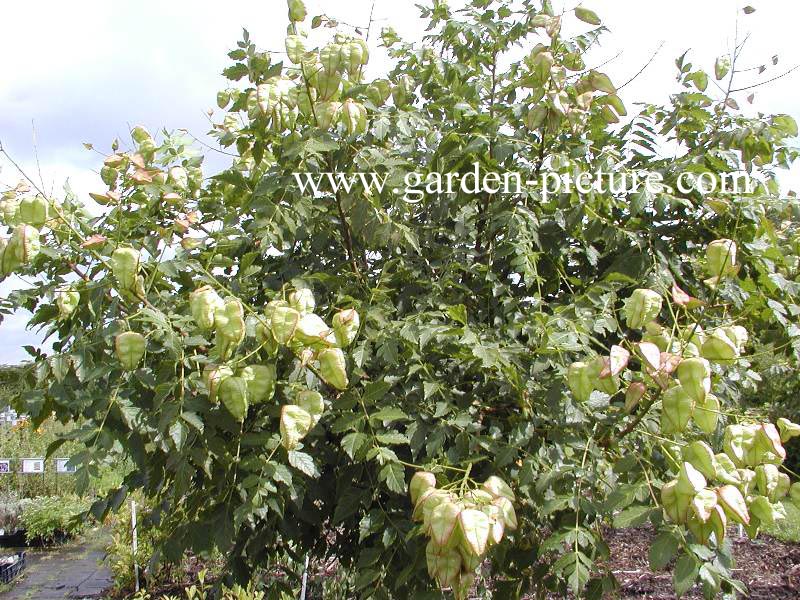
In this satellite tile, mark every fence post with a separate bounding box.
[300,555,310,600]
[131,499,140,592]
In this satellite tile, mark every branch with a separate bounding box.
[617,42,664,91]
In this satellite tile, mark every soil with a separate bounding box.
[601,526,800,599]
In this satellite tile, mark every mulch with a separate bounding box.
[602,526,800,599]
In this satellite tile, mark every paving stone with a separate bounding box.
[0,530,112,600]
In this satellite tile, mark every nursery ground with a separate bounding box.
[0,528,111,600]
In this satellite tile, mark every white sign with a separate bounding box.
[55,458,75,473]
[0,460,9,474]
[22,458,44,474]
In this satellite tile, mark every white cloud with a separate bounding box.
[1,0,798,363]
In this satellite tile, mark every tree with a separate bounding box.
[1,0,799,597]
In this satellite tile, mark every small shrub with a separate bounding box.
[20,495,90,544]
[0,492,31,533]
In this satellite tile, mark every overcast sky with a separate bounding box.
[1,0,799,364]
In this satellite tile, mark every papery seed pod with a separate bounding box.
[482,476,515,502]
[482,502,505,545]
[691,488,718,523]
[214,298,246,360]
[755,464,782,500]
[56,288,80,319]
[0,198,20,226]
[392,75,415,107]
[457,509,490,557]
[315,71,342,102]
[413,488,448,523]
[343,40,368,77]
[624,381,646,413]
[288,288,315,314]
[716,485,750,525]
[676,357,711,403]
[217,89,232,109]
[715,56,731,81]
[366,79,392,106]
[739,468,758,496]
[0,238,19,277]
[320,43,345,76]
[110,246,140,290]
[661,480,690,523]
[683,441,717,480]
[287,0,306,22]
[254,318,279,356]
[687,504,726,544]
[430,547,462,589]
[790,482,800,505]
[642,321,671,352]
[701,329,739,362]
[567,361,594,402]
[10,225,41,264]
[681,324,706,348]
[774,473,791,503]
[18,195,49,228]
[295,87,317,117]
[190,286,225,331]
[256,83,275,115]
[294,313,336,348]
[168,166,189,191]
[623,288,663,329]
[101,166,119,188]
[723,424,756,468]
[749,495,783,526]
[531,51,554,81]
[754,423,787,461]
[297,389,324,426]
[714,453,741,486]
[285,35,306,64]
[525,105,548,130]
[429,501,462,547]
[203,365,233,402]
[270,305,301,344]
[131,126,152,144]
[660,384,693,435]
[409,472,437,505]
[219,376,249,421]
[590,357,620,395]
[318,347,348,390]
[341,100,367,135]
[693,393,720,434]
[316,101,343,130]
[332,309,360,348]
[270,105,298,133]
[677,462,707,497]
[280,404,314,450]
[492,496,517,530]
[723,325,748,354]
[238,364,276,404]
[115,331,146,371]
[777,417,800,443]
[706,239,737,277]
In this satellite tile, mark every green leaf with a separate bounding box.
[613,505,654,528]
[341,432,370,459]
[288,451,319,477]
[673,554,699,597]
[380,463,406,494]
[649,531,680,571]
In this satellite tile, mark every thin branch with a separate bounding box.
[617,42,665,91]
[729,65,799,93]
